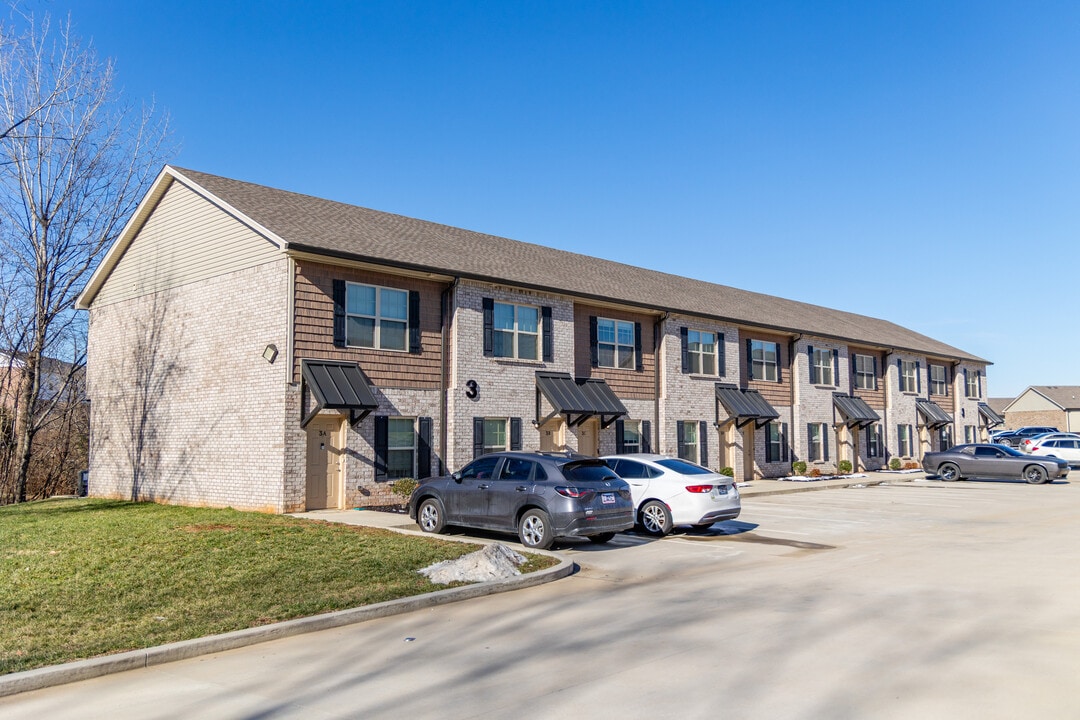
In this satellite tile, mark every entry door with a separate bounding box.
[742,424,755,480]
[539,419,565,452]
[578,419,599,456]
[306,416,343,510]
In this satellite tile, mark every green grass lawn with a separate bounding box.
[1,498,555,675]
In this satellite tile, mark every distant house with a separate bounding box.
[75,166,993,513]
[1001,387,1080,432]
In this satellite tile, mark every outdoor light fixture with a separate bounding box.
[262,344,278,364]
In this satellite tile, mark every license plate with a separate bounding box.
[601,492,615,505]
[716,486,728,496]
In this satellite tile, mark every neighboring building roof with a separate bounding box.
[79,166,990,364]
[987,397,1013,415]
[1004,386,1080,412]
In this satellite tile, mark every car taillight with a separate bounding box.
[1031,447,1040,452]
[555,486,595,500]
[685,485,715,493]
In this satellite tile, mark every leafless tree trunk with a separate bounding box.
[0,8,170,502]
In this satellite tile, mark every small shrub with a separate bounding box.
[792,460,807,475]
[808,467,822,478]
[719,466,735,477]
[389,478,417,500]
[889,458,902,471]
[837,459,853,474]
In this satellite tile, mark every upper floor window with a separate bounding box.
[965,370,981,398]
[929,364,948,396]
[598,318,635,369]
[493,302,539,360]
[688,330,717,375]
[809,347,834,386]
[750,340,779,382]
[346,282,408,350]
[854,354,877,390]
[899,360,918,393]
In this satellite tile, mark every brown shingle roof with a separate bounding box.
[1029,386,1080,410]
[172,166,987,363]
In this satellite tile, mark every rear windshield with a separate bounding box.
[656,458,712,475]
[562,462,620,483]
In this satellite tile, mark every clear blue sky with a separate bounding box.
[45,0,1080,398]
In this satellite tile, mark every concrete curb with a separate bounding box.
[739,473,919,497]
[0,548,573,698]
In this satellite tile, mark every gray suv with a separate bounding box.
[408,452,634,549]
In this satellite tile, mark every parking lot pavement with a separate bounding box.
[4,479,1078,719]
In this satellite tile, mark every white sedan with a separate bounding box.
[1027,437,1080,467]
[1020,432,1080,453]
[602,454,740,536]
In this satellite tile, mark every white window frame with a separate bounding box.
[597,318,635,369]
[678,421,698,463]
[345,282,409,351]
[766,421,783,463]
[966,371,981,398]
[898,424,913,457]
[811,348,834,386]
[622,421,641,454]
[854,354,876,390]
[492,302,540,360]
[929,364,947,396]
[900,360,917,393]
[808,422,826,461]
[964,425,977,444]
[751,340,779,382]
[483,418,509,454]
[386,417,417,480]
[688,330,718,375]
[867,423,882,458]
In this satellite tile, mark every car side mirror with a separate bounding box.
[452,472,462,483]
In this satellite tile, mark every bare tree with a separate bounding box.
[0,8,170,502]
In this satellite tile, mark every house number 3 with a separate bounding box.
[465,380,479,400]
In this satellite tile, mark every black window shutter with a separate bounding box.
[589,316,599,367]
[680,327,690,373]
[718,333,725,377]
[482,298,494,357]
[374,416,388,481]
[832,349,839,386]
[872,356,878,390]
[699,420,709,467]
[417,417,432,478]
[807,423,814,461]
[808,345,816,384]
[944,366,950,396]
[510,417,522,451]
[333,279,347,348]
[977,370,982,397]
[916,362,922,393]
[634,322,643,372]
[963,368,969,395]
[541,306,553,362]
[746,339,754,380]
[676,420,686,458]
[782,422,789,462]
[776,343,783,383]
[615,419,625,453]
[473,417,485,459]
[823,426,830,461]
[408,291,421,354]
[766,425,775,463]
[641,420,652,453]
[897,358,903,389]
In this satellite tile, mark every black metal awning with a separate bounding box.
[715,383,780,429]
[916,398,953,429]
[833,393,881,428]
[535,371,628,428]
[978,402,1005,428]
[300,359,379,428]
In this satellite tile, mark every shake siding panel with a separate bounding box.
[292,261,443,388]
[573,304,656,399]
[740,329,792,406]
[94,181,280,306]
[849,345,886,409]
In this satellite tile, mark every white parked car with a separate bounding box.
[1020,432,1080,453]
[602,454,740,536]
[1027,437,1080,467]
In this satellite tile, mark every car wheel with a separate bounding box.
[518,508,554,549]
[417,498,446,534]
[639,501,673,536]
[938,463,960,481]
[1024,465,1049,485]
[587,532,616,544]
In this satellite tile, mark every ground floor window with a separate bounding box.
[387,418,416,479]
[964,425,977,443]
[938,426,952,452]
[808,422,829,462]
[621,421,641,453]
[677,421,699,463]
[765,422,786,463]
[483,418,508,454]
[898,424,913,457]
[867,424,882,458]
